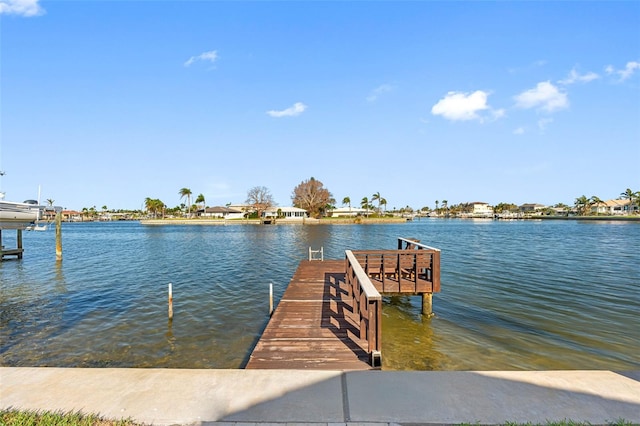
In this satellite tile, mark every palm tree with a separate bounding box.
[619,188,638,214]
[620,188,635,201]
[195,193,205,214]
[442,200,448,217]
[46,199,55,207]
[380,197,387,214]
[361,196,369,210]
[590,196,605,215]
[371,192,382,215]
[179,188,193,218]
[574,195,592,216]
[435,200,439,215]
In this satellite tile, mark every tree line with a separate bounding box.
[138,184,639,219]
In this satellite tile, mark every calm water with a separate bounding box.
[1,219,638,370]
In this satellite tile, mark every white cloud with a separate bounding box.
[266,102,307,118]
[431,90,492,122]
[514,81,568,113]
[513,127,525,135]
[558,67,599,85]
[605,61,640,81]
[366,84,394,102]
[0,0,44,16]
[184,50,218,67]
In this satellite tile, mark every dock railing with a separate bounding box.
[345,249,382,367]
[398,236,441,252]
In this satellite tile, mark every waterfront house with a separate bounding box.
[198,206,245,219]
[470,202,493,217]
[263,206,308,221]
[519,203,546,214]
[330,207,371,217]
[592,199,635,215]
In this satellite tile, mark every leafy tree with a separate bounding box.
[246,186,274,218]
[292,177,334,218]
[179,188,193,217]
[494,202,518,213]
[145,197,165,218]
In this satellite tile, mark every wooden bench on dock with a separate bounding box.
[245,237,441,370]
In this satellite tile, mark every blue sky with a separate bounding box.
[1,0,638,211]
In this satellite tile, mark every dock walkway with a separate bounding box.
[245,260,372,370]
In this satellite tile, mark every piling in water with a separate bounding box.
[55,212,62,261]
[168,283,173,320]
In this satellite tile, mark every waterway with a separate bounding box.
[1,219,638,370]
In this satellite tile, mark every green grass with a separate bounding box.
[0,411,636,426]
[0,409,144,426]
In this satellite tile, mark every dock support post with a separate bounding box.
[421,293,434,317]
[17,229,23,259]
[55,212,62,261]
[168,283,173,320]
[269,283,273,316]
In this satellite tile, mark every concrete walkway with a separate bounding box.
[1,368,639,425]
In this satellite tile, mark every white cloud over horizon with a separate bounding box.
[184,50,219,67]
[605,61,640,81]
[0,0,44,16]
[266,102,307,118]
[431,90,499,122]
[514,81,568,113]
[366,84,394,102]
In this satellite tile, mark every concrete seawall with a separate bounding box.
[2,368,639,425]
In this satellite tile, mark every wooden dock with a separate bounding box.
[245,260,373,370]
[246,238,441,370]
[0,229,24,260]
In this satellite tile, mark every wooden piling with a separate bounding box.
[17,229,23,259]
[55,212,62,261]
[168,283,173,320]
[269,283,273,316]
[422,293,434,317]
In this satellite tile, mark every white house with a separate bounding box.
[198,206,245,219]
[263,206,308,220]
[330,207,371,217]
[593,199,635,215]
[470,202,493,217]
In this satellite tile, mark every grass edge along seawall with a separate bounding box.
[0,410,637,426]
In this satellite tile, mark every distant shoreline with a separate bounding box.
[71,216,640,225]
[138,217,410,225]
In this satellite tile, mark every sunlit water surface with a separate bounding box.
[1,220,638,370]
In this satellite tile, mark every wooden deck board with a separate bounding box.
[245,260,373,370]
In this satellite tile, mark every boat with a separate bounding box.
[0,194,41,230]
